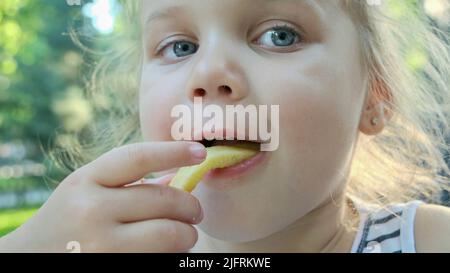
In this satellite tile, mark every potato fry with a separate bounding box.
[169,144,259,192]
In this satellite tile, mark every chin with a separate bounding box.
[196,202,305,243]
[197,220,279,243]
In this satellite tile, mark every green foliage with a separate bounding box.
[0,1,97,207]
[0,207,38,236]
[0,0,91,156]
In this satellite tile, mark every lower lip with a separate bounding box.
[202,151,268,190]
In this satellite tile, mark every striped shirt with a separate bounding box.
[350,199,424,253]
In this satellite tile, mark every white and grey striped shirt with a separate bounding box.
[351,200,423,253]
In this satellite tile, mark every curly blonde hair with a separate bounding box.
[49,0,450,206]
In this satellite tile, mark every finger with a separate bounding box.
[111,184,203,224]
[80,141,206,187]
[145,173,175,186]
[115,219,198,252]
[126,173,175,187]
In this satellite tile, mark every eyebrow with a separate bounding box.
[144,0,325,28]
[144,5,185,27]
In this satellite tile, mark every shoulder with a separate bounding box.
[414,203,450,253]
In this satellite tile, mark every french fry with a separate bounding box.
[169,144,259,192]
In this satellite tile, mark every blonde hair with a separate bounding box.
[342,0,450,205]
[49,0,450,206]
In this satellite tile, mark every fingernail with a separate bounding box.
[190,143,207,161]
[194,206,204,224]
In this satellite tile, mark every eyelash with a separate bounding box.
[268,23,300,38]
[154,23,304,58]
[155,39,191,55]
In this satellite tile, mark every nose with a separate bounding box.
[186,43,249,103]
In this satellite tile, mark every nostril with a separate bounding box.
[219,85,232,95]
[194,88,206,97]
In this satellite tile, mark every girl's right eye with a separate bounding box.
[157,40,199,62]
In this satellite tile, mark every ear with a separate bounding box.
[359,75,393,136]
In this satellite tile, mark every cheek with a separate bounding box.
[139,76,180,141]
[267,61,355,148]
[269,45,363,152]
[262,46,363,192]
[279,88,353,156]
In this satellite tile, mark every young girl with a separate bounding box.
[1,0,449,252]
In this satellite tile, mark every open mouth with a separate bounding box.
[197,138,266,182]
[198,139,262,150]
[202,140,268,186]
[169,137,269,191]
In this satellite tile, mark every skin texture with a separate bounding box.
[415,204,450,253]
[140,0,386,250]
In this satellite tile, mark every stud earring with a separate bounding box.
[371,117,379,126]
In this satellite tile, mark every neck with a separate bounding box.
[194,192,359,253]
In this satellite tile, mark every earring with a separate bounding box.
[371,117,379,126]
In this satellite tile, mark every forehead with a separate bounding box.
[141,0,343,25]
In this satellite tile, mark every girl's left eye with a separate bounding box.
[253,24,303,50]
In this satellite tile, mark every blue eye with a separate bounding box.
[159,40,198,60]
[255,24,302,48]
[173,41,198,57]
[155,24,302,62]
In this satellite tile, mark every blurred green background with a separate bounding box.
[0,0,121,236]
[0,0,449,238]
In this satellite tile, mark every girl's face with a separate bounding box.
[139,0,369,241]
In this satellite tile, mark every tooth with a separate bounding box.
[169,143,259,192]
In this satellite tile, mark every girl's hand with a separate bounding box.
[0,141,206,252]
